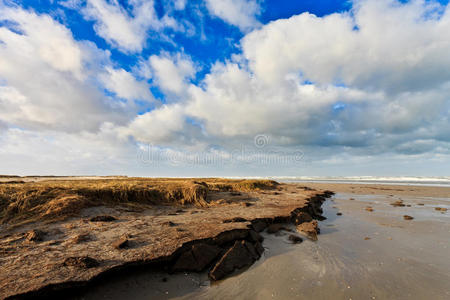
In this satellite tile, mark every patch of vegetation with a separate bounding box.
[0,178,278,225]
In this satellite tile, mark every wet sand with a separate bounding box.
[76,183,450,300]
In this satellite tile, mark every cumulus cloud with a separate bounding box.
[81,0,180,52]
[2,0,450,175]
[242,0,450,93]
[122,104,188,144]
[0,5,84,78]
[205,0,261,32]
[99,67,154,103]
[123,0,450,161]
[145,52,196,96]
[0,6,129,132]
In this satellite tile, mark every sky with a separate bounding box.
[0,0,449,177]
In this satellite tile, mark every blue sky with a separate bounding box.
[9,0,353,96]
[0,0,449,176]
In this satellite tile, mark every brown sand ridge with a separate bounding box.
[0,178,332,299]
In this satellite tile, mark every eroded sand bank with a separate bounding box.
[0,179,331,299]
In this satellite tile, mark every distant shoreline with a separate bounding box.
[1,175,449,187]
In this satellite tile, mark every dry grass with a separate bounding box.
[0,178,278,225]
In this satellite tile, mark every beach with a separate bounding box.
[0,179,449,299]
[75,183,450,300]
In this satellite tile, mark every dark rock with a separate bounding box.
[213,229,248,245]
[273,216,290,223]
[243,241,259,260]
[288,235,303,244]
[25,230,45,242]
[293,212,313,225]
[390,200,405,207]
[192,244,222,270]
[112,236,129,249]
[316,215,327,221]
[209,240,256,281]
[63,256,99,269]
[266,224,284,234]
[230,192,242,196]
[89,215,117,222]
[173,243,222,272]
[172,250,196,272]
[336,212,342,216]
[248,230,264,243]
[241,202,253,207]
[251,220,267,232]
[403,215,414,220]
[254,241,264,256]
[311,205,324,217]
[418,203,425,206]
[274,231,287,237]
[162,277,168,282]
[323,190,335,197]
[296,220,319,241]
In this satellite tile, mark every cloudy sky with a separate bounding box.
[0,0,449,177]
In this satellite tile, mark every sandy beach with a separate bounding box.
[0,179,449,299]
[67,182,450,299]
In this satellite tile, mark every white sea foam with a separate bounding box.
[225,176,450,187]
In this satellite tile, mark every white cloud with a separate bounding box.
[0,6,129,132]
[99,67,154,102]
[2,0,450,176]
[205,0,261,32]
[58,0,83,10]
[121,104,203,146]
[146,52,196,96]
[242,0,450,93]
[123,0,450,160]
[0,6,84,79]
[0,125,139,175]
[123,104,185,144]
[81,0,180,53]
[173,0,187,11]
